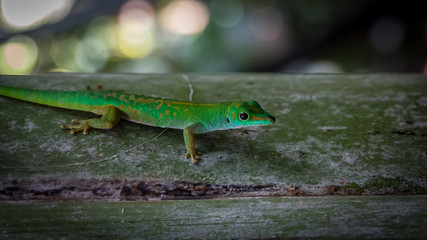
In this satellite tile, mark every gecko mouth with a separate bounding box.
[270,116,276,123]
[250,115,275,126]
[260,115,276,124]
[252,114,275,122]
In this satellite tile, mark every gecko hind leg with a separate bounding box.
[61,106,123,135]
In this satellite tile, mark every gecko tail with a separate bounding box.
[1,85,38,101]
[0,85,90,111]
[0,85,61,106]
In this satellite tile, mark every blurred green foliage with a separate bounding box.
[0,0,426,74]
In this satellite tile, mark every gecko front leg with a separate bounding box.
[61,106,123,134]
[183,127,202,164]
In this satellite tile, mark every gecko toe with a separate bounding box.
[192,157,200,164]
[186,151,202,163]
[192,152,202,164]
[61,120,91,135]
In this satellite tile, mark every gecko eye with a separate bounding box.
[239,112,249,121]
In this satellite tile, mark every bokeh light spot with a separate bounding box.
[0,35,38,74]
[249,7,285,42]
[159,0,210,35]
[75,36,109,72]
[50,35,79,71]
[210,0,243,28]
[119,0,154,33]
[50,68,70,72]
[1,0,73,30]
[4,43,26,69]
[117,0,156,58]
[306,60,342,73]
[118,30,155,59]
[85,17,118,57]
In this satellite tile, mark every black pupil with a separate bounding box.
[240,112,248,120]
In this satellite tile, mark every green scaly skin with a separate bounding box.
[0,85,275,163]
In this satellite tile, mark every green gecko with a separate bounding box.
[0,85,275,163]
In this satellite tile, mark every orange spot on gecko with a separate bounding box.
[119,93,129,103]
[136,96,161,103]
[165,100,206,106]
[129,95,136,101]
[232,111,236,120]
[156,102,163,110]
[101,93,115,99]
[250,105,262,113]
[173,112,176,116]
[165,110,170,114]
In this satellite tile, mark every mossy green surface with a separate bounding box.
[0,73,426,192]
[1,195,426,239]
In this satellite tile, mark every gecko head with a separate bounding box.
[226,100,275,128]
